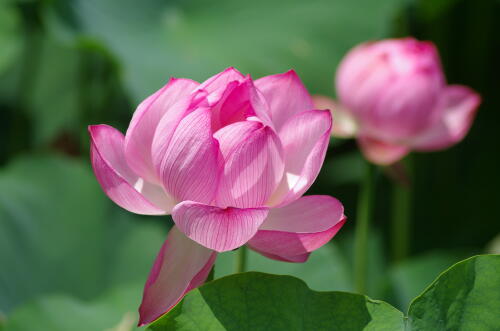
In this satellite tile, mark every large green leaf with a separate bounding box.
[43,0,404,102]
[0,155,166,313]
[408,254,500,330]
[149,272,405,331]
[148,255,500,330]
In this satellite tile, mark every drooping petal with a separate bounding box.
[89,125,174,215]
[312,95,358,138]
[412,85,481,151]
[172,201,269,252]
[138,226,216,326]
[255,70,314,130]
[358,135,409,165]
[124,78,199,183]
[214,122,284,208]
[248,195,346,262]
[267,110,332,207]
[154,107,223,204]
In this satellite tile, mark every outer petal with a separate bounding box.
[312,95,358,138]
[412,85,481,151]
[154,108,222,204]
[172,201,269,252]
[358,135,409,165]
[89,125,174,215]
[138,226,216,326]
[248,195,346,262]
[215,122,284,208]
[255,70,314,130]
[267,110,332,207]
[124,78,199,183]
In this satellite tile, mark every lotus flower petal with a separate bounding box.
[358,135,409,165]
[154,107,223,204]
[267,110,332,207]
[172,201,269,252]
[89,125,174,215]
[124,78,199,183]
[248,195,345,261]
[198,67,246,95]
[138,226,216,326]
[412,85,481,151]
[215,122,284,208]
[255,70,314,130]
[211,78,274,131]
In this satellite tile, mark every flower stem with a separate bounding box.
[391,157,413,262]
[354,162,376,294]
[235,246,247,273]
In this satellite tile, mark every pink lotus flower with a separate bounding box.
[88,68,346,325]
[314,38,481,165]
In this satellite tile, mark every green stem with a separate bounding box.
[391,157,413,263]
[235,246,247,273]
[354,162,376,294]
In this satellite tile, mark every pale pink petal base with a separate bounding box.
[89,125,170,215]
[358,135,410,165]
[248,195,346,262]
[172,201,269,252]
[412,85,481,151]
[139,227,216,326]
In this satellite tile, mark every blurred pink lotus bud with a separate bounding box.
[88,68,345,325]
[314,38,481,165]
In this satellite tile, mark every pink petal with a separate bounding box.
[250,247,310,263]
[358,135,409,165]
[412,85,481,151]
[172,201,269,252]
[150,91,207,176]
[248,195,346,261]
[267,110,332,207]
[255,70,314,130]
[138,226,216,326]
[211,78,274,131]
[198,67,245,94]
[124,78,199,184]
[214,122,284,208]
[210,79,255,131]
[89,125,174,215]
[312,95,358,138]
[154,107,223,204]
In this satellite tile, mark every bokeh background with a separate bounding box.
[1,0,499,329]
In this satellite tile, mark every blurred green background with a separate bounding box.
[1,0,499,329]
